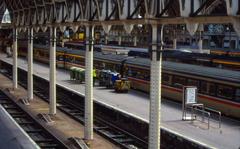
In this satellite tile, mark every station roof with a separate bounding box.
[0,0,237,28]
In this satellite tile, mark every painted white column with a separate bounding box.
[148,24,162,149]
[105,34,108,45]
[28,28,33,100]
[84,26,94,141]
[134,36,137,46]
[198,39,203,53]
[199,31,203,53]
[118,36,122,46]
[13,28,18,90]
[49,27,56,115]
[173,38,177,49]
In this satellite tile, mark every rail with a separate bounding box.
[205,107,222,128]
[0,90,68,149]
[191,104,222,129]
[192,106,211,129]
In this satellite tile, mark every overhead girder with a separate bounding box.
[44,4,55,23]
[97,0,118,21]
[55,1,67,23]
[117,0,139,19]
[2,0,240,28]
[226,0,240,15]
[179,0,201,17]
[66,0,78,22]
[84,0,98,21]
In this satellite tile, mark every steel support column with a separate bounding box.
[173,38,177,49]
[199,31,203,53]
[105,34,108,45]
[198,39,203,52]
[49,27,57,115]
[118,36,122,45]
[134,36,137,46]
[84,25,94,141]
[13,28,18,90]
[148,24,163,149]
[28,28,33,100]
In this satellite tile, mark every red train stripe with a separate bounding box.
[128,77,240,108]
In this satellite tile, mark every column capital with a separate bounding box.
[85,37,94,44]
[28,30,34,41]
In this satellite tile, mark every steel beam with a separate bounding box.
[11,15,235,30]
[49,26,56,115]
[13,28,18,90]
[148,24,162,149]
[27,27,33,100]
[84,25,94,141]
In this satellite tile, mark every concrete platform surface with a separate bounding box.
[1,54,240,149]
[0,73,118,149]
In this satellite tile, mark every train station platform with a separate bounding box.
[0,70,117,148]
[0,53,240,149]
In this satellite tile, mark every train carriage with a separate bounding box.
[125,58,240,118]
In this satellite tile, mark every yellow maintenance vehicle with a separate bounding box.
[114,78,130,93]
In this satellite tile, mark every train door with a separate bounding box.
[235,89,240,102]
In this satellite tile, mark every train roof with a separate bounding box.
[64,47,85,55]
[63,46,128,63]
[34,44,68,52]
[94,53,129,63]
[125,57,240,84]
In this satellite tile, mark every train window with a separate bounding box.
[162,74,171,85]
[217,85,234,100]
[75,57,83,65]
[235,89,240,102]
[208,83,216,96]
[128,68,137,77]
[128,69,133,77]
[66,56,74,62]
[199,81,208,94]
[145,74,150,81]
[172,76,186,88]
[187,79,199,87]
[57,55,64,61]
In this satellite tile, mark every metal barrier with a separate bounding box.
[205,107,222,128]
[191,105,222,129]
[191,106,211,129]
[182,86,222,129]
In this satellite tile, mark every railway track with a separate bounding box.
[32,81,147,149]
[0,90,68,149]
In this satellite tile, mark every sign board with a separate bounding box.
[184,87,197,104]
[182,86,198,121]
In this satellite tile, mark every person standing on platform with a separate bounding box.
[93,68,97,86]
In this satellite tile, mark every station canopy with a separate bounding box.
[0,0,240,35]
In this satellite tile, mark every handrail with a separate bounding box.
[193,107,211,129]
[205,107,222,128]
